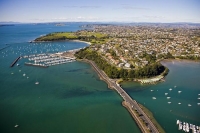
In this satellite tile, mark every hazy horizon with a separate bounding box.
[0,0,200,23]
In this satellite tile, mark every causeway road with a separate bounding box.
[86,59,159,133]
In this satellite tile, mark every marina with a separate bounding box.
[176,120,200,133]
[22,50,77,68]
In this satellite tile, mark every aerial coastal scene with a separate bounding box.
[0,0,200,133]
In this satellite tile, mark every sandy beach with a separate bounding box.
[71,40,91,45]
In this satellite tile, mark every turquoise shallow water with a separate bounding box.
[122,60,200,133]
[0,23,141,133]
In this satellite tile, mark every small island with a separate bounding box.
[34,23,200,83]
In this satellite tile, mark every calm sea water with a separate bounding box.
[122,60,200,133]
[0,23,141,133]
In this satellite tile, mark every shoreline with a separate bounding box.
[161,58,200,63]
[71,40,91,45]
[30,39,91,45]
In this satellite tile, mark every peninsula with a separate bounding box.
[32,23,200,133]
[34,23,200,83]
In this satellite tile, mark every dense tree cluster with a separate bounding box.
[75,48,166,79]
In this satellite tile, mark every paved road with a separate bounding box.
[87,60,159,133]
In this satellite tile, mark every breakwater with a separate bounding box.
[10,56,21,67]
[0,45,10,51]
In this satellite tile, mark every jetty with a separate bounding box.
[10,56,21,67]
[84,59,160,133]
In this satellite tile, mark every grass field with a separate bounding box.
[34,31,108,44]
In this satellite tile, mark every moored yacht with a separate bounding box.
[177,120,180,124]
[14,124,19,128]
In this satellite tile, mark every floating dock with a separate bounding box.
[24,62,48,68]
[10,56,21,67]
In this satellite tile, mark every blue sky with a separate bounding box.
[0,0,199,23]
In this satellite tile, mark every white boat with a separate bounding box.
[197,103,200,105]
[179,123,182,130]
[169,88,172,91]
[178,103,181,105]
[174,86,177,88]
[17,63,19,66]
[14,125,19,128]
[35,81,39,85]
[183,125,186,132]
[152,97,156,100]
[178,91,182,93]
[165,93,168,95]
[168,102,171,104]
[198,98,200,99]
[177,120,180,124]
[11,72,14,75]
[167,97,171,99]
[186,123,189,132]
[23,73,26,76]
[150,90,154,92]
[188,104,192,107]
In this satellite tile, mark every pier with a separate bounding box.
[10,56,21,67]
[84,59,160,133]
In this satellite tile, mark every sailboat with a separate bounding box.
[35,79,39,85]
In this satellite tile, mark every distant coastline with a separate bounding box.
[0,24,15,27]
